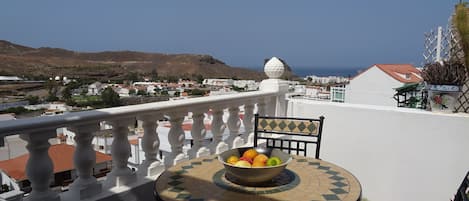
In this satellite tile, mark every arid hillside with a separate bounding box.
[0,40,277,81]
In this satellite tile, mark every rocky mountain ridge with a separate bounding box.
[0,40,282,81]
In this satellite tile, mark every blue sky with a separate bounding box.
[0,0,459,69]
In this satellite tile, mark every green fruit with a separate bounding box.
[266,156,282,166]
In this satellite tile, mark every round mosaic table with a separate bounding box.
[155,155,361,201]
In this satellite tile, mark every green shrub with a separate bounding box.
[1,107,28,114]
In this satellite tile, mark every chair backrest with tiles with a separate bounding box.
[254,114,325,159]
[453,171,469,201]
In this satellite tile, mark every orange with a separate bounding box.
[242,149,258,160]
[226,156,239,165]
[252,161,266,167]
[253,154,268,164]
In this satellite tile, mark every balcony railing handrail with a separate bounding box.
[0,91,276,136]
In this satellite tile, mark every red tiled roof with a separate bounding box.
[352,64,422,83]
[0,144,112,181]
[164,123,212,131]
[129,139,139,145]
[375,64,422,83]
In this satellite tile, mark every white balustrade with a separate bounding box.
[137,114,164,177]
[188,110,210,159]
[208,107,228,154]
[164,112,188,168]
[226,106,244,148]
[104,118,136,188]
[242,104,255,144]
[20,130,60,201]
[0,58,299,201]
[62,123,101,201]
[0,90,278,201]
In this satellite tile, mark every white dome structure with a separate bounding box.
[264,57,285,79]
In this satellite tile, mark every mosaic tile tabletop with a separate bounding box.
[155,155,361,201]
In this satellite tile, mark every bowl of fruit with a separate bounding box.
[218,147,292,184]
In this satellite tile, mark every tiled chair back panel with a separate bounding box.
[257,118,319,136]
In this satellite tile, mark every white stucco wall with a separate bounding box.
[288,99,469,201]
[345,66,402,106]
[129,138,145,168]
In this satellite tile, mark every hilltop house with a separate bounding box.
[345,64,422,106]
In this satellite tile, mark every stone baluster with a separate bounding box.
[257,99,267,116]
[164,112,188,168]
[242,104,255,145]
[137,114,164,177]
[62,124,101,201]
[188,111,211,159]
[104,118,136,188]
[226,106,244,148]
[208,108,228,154]
[20,130,60,201]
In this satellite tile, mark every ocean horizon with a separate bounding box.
[247,66,363,78]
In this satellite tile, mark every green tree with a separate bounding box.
[62,86,72,100]
[129,88,136,95]
[190,88,206,96]
[195,74,204,84]
[125,72,140,82]
[45,80,59,102]
[137,90,148,96]
[151,69,159,81]
[25,95,40,105]
[167,76,179,83]
[101,87,121,107]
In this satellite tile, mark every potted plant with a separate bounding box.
[422,60,467,113]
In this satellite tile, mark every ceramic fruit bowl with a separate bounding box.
[218,147,292,184]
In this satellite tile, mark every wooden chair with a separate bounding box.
[453,171,469,201]
[254,114,325,159]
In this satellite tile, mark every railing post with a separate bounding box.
[259,56,289,117]
[188,110,210,159]
[20,130,60,201]
[208,107,228,154]
[164,112,188,168]
[226,106,244,148]
[242,103,255,145]
[104,118,136,188]
[62,123,101,201]
[137,114,164,177]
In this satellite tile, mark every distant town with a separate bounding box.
[0,72,351,119]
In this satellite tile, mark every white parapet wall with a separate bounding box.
[288,99,469,201]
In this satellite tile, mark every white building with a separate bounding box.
[203,79,234,87]
[178,80,196,87]
[0,76,22,81]
[305,75,349,85]
[116,87,130,97]
[233,80,258,91]
[87,82,106,96]
[146,85,156,94]
[345,64,422,106]
[0,170,24,201]
[293,85,306,94]
[24,102,71,113]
